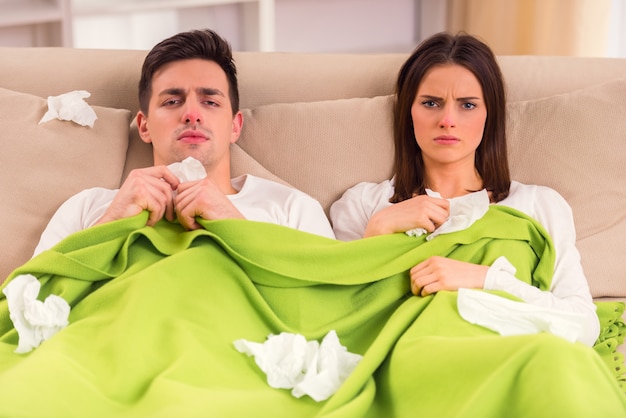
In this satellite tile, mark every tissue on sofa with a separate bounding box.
[38,90,98,128]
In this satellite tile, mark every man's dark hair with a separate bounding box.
[138,29,239,115]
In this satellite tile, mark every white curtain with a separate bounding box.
[445,0,612,56]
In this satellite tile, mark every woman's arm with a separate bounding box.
[487,185,600,346]
[330,180,449,240]
[330,181,394,241]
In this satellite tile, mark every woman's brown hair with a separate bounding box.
[391,32,510,203]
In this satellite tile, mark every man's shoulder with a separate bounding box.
[62,187,119,208]
[236,174,302,195]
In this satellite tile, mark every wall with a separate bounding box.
[1,0,623,56]
[71,0,426,53]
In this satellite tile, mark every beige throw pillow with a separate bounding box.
[506,79,626,297]
[238,95,395,214]
[0,88,132,282]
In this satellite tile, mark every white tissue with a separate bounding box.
[457,288,585,343]
[2,274,70,353]
[39,90,98,127]
[233,330,362,402]
[405,188,489,240]
[167,157,207,183]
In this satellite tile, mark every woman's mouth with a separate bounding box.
[434,135,460,145]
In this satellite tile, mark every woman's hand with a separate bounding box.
[410,256,488,296]
[364,195,449,237]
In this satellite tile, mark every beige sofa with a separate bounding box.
[1,46,626,358]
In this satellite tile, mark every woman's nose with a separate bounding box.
[439,107,456,128]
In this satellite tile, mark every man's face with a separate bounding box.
[137,58,242,174]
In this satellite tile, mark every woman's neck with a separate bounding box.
[424,168,483,199]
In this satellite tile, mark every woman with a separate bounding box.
[330,32,600,347]
[328,32,626,417]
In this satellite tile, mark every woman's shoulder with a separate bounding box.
[330,178,394,218]
[348,178,394,195]
[504,181,572,217]
[335,178,395,207]
[509,181,568,202]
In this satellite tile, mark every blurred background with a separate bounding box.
[0,0,624,57]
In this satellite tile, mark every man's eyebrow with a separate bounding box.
[158,88,185,96]
[197,88,225,97]
[157,88,225,97]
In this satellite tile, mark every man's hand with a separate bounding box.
[95,166,180,226]
[409,256,488,296]
[174,178,245,230]
[364,195,450,238]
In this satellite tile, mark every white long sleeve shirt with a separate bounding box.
[34,174,335,256]
[330,180,600,346]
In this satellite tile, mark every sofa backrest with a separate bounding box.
[1,47,626,299]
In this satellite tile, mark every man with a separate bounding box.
[33,29,334,255]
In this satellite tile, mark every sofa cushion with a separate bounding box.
[0,88,132,282]
[506,79,626,298]
[237,95,395,214]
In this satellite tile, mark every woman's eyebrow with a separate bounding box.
[418,94,482,101]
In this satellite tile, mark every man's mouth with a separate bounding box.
[178,130,208,144]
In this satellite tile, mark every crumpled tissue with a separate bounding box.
[457,287,585,343]
[233,330,362,402]
[167,156,207,182]
[39,90,98,128]
[2,274,70,353]
[405,188,489,240]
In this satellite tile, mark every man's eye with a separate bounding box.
[163,99,180,106]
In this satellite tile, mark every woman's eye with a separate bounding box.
[422,100,437,108]
[462,102,476,110]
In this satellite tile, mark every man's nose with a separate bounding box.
[183,104,202,125]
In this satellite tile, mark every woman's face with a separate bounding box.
[411,64,487,170]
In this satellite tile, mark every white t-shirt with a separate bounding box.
[330,179,600,346]
[34,174,335,256]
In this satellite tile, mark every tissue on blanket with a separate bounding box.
[38,90,98,128]
[167,157,207,183]
[406,189,489,240]
[233,330,362,402]
[457,288,585,343]
[2,274,70,353]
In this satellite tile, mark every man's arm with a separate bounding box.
[32,188,118,257]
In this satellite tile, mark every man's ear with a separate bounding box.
[230,111,243,144]
[136,111,152,144]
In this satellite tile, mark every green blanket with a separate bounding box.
[0,206,624,418]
